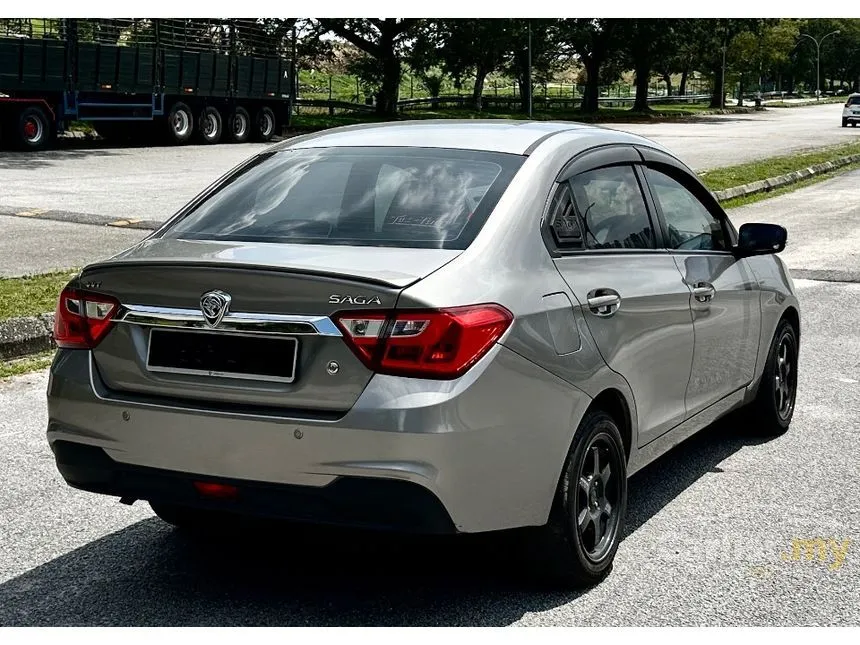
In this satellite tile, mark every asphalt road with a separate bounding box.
[0,103,856,223]
[1,169,859,626]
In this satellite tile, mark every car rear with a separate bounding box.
[45,143,586,534]
[843,94,860,126]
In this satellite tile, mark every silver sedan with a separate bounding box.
[46,120,800,587]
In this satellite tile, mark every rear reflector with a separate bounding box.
[194,481,239,500]
[53,287,120,349]
[334,304,513,380]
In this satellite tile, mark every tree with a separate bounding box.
[617,19,677,111]
[317,19,420,116]
[558,19,624,113]
[730,20,797,102]
[410,19,513,111]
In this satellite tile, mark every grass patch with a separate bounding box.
[0,351,54,380]
[721,161,860,209]
[0,270,77,321]
[699,142,860,192]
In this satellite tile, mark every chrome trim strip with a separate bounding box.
[116,304,342,337]
[146,329,299,384]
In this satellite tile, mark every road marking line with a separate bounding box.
[109,220,130,227]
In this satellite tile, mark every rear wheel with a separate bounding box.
[744,318,799,437]
[15,105,54,151]
[525,409,627,588]
[224,106,251,143]
[843,118,849,127]
[196,105,223,145]
[252,106,276,142]
[165,102,194,144]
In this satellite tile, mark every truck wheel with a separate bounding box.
[224,106,250,143]
[196,106,223,144]
[166,102,194,144]
[252,106,276,142]
[16,105,54,151]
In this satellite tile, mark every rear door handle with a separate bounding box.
[587,289,621,317]
[691,282,716,303]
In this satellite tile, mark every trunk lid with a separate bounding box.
[83,239,461,414]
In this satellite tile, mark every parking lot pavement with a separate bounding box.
[0,214,146,277]
[0,276,858,626]
[728,169,860,282]
[0,104,856,226]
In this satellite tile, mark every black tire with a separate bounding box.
[224,106,251,143]
[196,105,223,145]
[15,105,54,151]
[252,106,276,142]
[843,118,849,127]
[746,318,799,437]
[525,409,627,588]
[165,102,194,144]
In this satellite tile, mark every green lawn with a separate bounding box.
[0,351,55,379]
[0,271,77,321]
[699,142,860,192]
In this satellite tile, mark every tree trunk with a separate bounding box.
[376,48,401,116]
[473,65,488,112]
[709,60,724,108]
[661,71,673,97]
[679,67,689,96]
[581,57,601,114]
[632,59,651,112]
[737,74,745,107]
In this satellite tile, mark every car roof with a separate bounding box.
[274,119,661,156]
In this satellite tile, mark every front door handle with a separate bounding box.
[587,289,621,317]
[691,282,716,303]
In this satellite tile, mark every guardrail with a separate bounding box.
[295,93,714,115]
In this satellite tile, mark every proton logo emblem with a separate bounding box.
[200,290,232,328]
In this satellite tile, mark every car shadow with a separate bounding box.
[0,413,772,626]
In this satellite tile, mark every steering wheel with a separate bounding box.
[588,214,631,247]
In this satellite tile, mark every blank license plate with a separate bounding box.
[147,329,298,383]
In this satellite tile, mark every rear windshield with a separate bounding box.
[849,96,860,105]
[160,147,525,250]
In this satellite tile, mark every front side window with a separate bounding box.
[161,147,525,250]
[646,168,727,251]
[569,165,655,250]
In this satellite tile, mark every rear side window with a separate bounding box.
[848,96,860,106]
[569,165,655,250]
[161,147,525,250]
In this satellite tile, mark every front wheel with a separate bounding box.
[525,409,627,588]
[744,318,799,436]
[15,105,54,151]
[843,118,849,128]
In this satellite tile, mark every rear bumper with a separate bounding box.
[51,440,456,534]
[47,347,591,534]
[844,113,860,122]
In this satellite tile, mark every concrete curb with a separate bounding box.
[712,154,860,202]
[0,313,55,360]
[2,153,859,362]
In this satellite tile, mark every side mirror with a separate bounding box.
[735,222,787,257]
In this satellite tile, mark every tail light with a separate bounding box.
[334,304,513,380]
[53,287,120,349]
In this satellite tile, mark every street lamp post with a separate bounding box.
[798,30,840,100]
